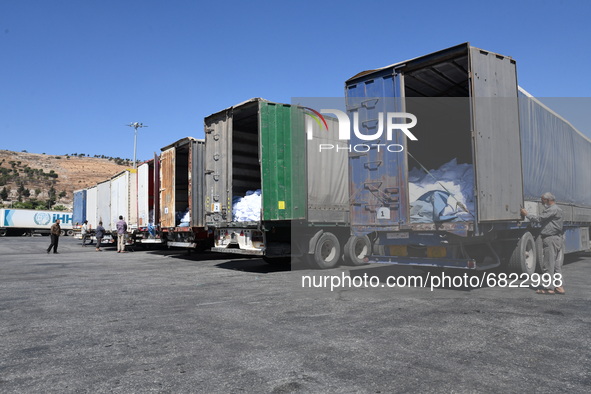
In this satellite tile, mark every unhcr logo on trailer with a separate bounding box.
[34,212,51,225]
[304,107,418,152]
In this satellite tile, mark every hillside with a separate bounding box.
[0,150,133,209]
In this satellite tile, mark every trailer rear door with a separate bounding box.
[160,147,175,227]
[346,72,408,232]
[470,48,523,221]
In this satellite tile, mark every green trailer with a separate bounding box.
[204,98,356,268]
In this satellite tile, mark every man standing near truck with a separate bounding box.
[116,215,127,253]
[95,221,105,252]
[46,219,61,254]
[81,220,91,246]
[520,192,565,295]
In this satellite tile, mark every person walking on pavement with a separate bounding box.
[521,192,565,295]
[95,221,105,252]
[116,215,128,253]
[46,219,61,254]
[81,220,91,246]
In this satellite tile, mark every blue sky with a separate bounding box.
[1,0,590,161]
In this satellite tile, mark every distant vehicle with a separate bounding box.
[0,208,73,236]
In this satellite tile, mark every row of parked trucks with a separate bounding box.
[72,43,591,274]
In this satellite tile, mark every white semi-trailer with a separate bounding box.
[0,208,73,236]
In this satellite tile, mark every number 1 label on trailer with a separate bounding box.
[377,207,391,220]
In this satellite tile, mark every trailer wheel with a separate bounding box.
[310,232,341,269]
[66,230,74,236]
[60,229,66,236]
[343,235,371,266]
[509,232,536,275]
[0,229,6,237]
[534,234,544,273]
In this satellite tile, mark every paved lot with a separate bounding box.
[1,236,590,393]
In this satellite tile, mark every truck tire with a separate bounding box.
[0,229,6,237]
[509,232,536,275]
[310,232,341,269]
[534,234,544,273]
[60,230,66,236]
[66,230,74,236]
[343,235,371,266]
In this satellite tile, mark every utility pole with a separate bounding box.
[125,122,148,168]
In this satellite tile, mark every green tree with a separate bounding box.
[47,186,57,208]
[0,187,8,200]
[53,205,68,211]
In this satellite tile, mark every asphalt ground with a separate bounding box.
[0,236,590,393]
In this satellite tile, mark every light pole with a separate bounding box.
[126,122,148,168]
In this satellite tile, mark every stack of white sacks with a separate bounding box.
[179,209,190,227]
[232,189,262,222]
[408,159,474,223]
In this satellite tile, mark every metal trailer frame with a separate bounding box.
[204,98,351,267]
[135,158,165,245]
[159,137,210,249]
[345,43,591,272]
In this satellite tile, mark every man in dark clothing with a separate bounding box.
[95,221,105,251]
[116,215,128,253]
[521,192,565,295]
[47,219,61,254]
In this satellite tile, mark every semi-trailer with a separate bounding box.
[159,137,210,249]
[204,98,353,268]
[96,179,112,240]
[343,43,591,274]
[86,186,98,230]
[134,158,164,245]
[72,189,87,226]
[0,208,73,236]
[72,183,115,244]
[110,169,138,233]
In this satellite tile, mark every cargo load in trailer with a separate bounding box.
[0,208,73,236]
[344,42,591,274]
[205,98,357,268]
[159,137,211,249]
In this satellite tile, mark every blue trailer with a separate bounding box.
[343,43,591,274]
[72,189,87,226]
